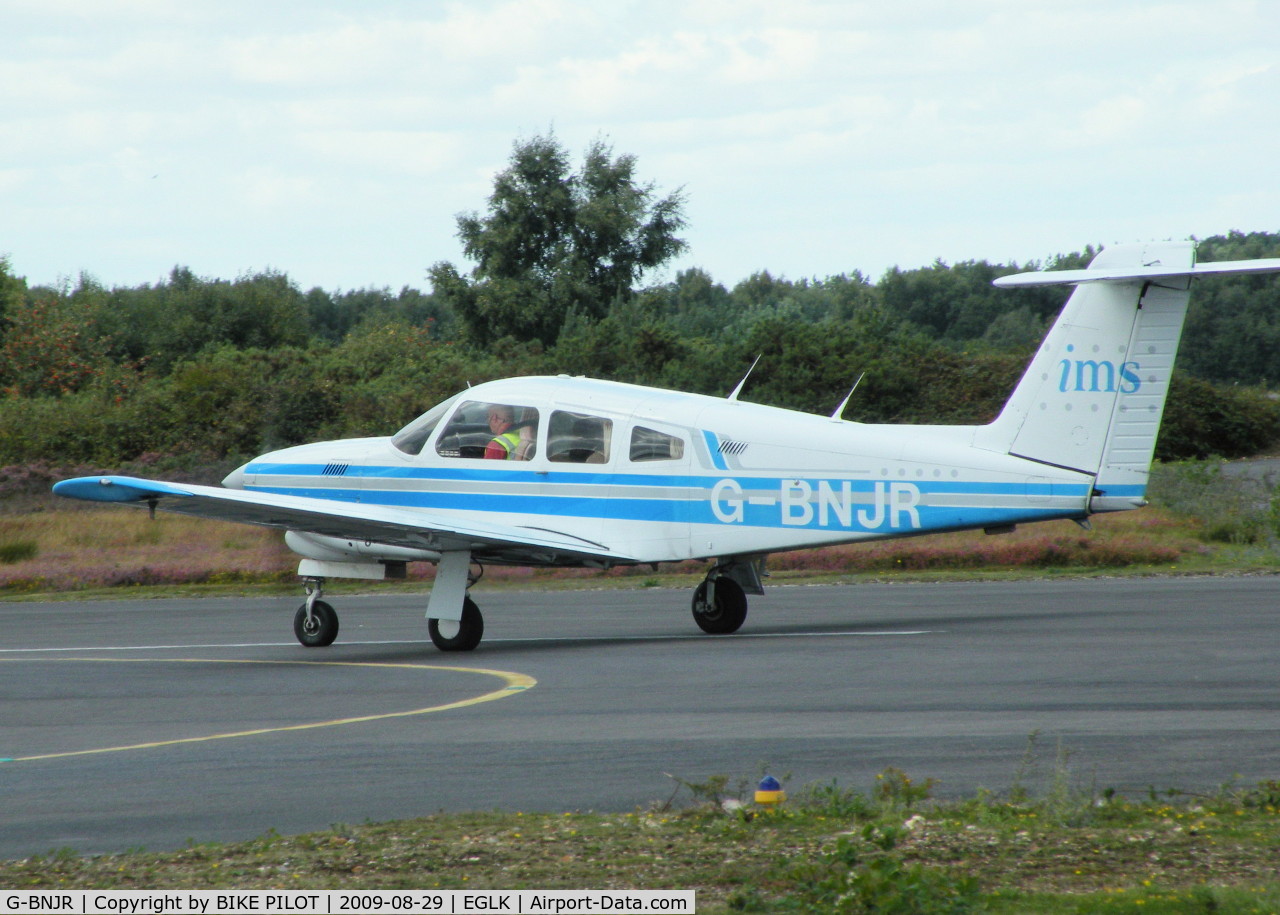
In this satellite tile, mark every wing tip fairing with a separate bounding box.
[51,476,195,503]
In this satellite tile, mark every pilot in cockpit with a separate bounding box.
[484,405,520,459]
[484,405,538,460]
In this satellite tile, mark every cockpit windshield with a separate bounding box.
[390,392,463,455]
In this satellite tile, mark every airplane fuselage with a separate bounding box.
[228,375,1095,568]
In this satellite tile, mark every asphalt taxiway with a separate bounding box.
[2,576,1278,858]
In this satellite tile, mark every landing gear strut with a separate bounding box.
[294,577,339,647]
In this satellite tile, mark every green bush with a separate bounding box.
[1156,374,1280,460]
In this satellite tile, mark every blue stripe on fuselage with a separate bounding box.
[245,462,1087,497]
[243,463,1093,534]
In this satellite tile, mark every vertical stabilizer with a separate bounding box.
[977,242,1196,508]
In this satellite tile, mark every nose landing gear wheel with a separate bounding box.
[691,577,748,634]
[293,599,339,647]
[428,596,484,651]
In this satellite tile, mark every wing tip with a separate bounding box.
[53,476,193,503]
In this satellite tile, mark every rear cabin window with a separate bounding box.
[629,426,685,462]
[435,401,540,460]
[547,411,612,463]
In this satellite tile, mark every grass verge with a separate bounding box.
[5,766,1280,912]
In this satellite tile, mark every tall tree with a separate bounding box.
[429,133,687,347]
[0,255,26,337]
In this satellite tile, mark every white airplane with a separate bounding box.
[54,241,1280,651]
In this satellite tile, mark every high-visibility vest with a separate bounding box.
[490,430,522,459]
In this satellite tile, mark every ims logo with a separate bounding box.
[1057,344,1141,394]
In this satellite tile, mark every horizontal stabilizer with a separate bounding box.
[995,258,1280,288]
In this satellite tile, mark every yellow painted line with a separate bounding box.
[0,658,535,763]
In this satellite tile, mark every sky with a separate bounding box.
[3,0,1278,295]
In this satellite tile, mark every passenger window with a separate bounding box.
[548,411,612,463]
[435,401,540,460]
[630,426,685,462]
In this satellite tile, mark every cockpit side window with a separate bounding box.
[435,401,540,460]
[630,426,685,462]
[547,411,612,463]
[391,393,462,455]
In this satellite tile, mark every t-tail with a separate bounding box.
[976,241,1280,513]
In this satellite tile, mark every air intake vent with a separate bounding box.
[321,463,350,476]
[718,439,749,456]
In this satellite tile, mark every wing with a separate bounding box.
[52,476,632,566]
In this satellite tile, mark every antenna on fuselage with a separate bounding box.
[829,372,865,420]
[727,354,762,402]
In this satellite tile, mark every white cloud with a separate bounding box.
[1,0,1277,292]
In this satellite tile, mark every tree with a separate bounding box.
[0,292,125,398]
[429,133,687,347]
[0,255,26,338]
[95,267,312,371]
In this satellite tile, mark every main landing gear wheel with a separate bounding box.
[428,596,484,651]
[293,599,339,647]
[691,577,748,634]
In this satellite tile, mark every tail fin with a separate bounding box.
[977,242,1280,512]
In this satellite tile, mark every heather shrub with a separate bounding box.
[0,461,88,498]
[0,510,296,593]
[767,530,1186,575]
